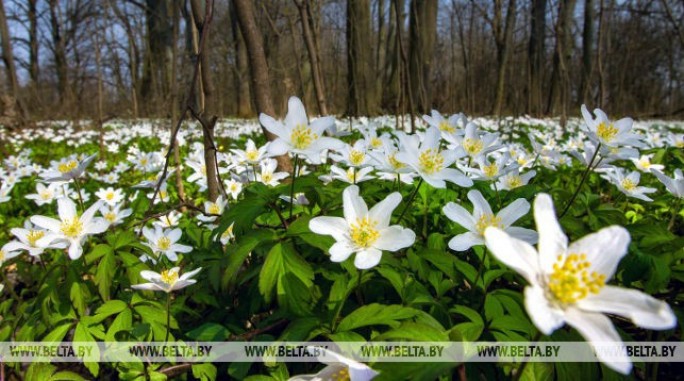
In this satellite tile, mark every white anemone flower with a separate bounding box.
[259,96,344,164]
[630,154,664,173]
[257,158,290,186]
[484,193,676,375]
[95,187,125,206]
[224,178,243,200]
[100,203,133,226]
[581,105,644,148]
[141,226,192,263]
[329,165,375,184]
[132,267,202,293]
[288,347,378,381]
[395,126,472,189]
[422,109,466,145]
[231,139,269,165]
[30,198,109,259]
[494,170,536,191]
[197,196,227,223]
[443,190,536,251]
[0,243,22,266]
[26,182,63,207]
[41,153,97,182]
[601,168,656,202]
[652,169,684,198]
[309,185,416,270]
[4,222,67,257]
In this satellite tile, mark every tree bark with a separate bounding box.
[232,0,292,172]
[546,0,577,126]
[408,0,438,114]
[528,0,546,116]
[347,0,377,116]
[493,0,517,115]
[580,0,594,106]
[295,0,328,116]
[230,0,253,118]
[0,0,25,122]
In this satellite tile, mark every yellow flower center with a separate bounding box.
[463,138,484,156]
[230,183,239,192]
[482,163,498,178]
[0,250,5,261]
[638,158,651,168]
[104,212,117,223]
[290,124,318,150]
[40,190,52,200]
[621,179,637,191]
[475,214,502,235]
[548,253,606,305]
[208,203,221,214]
[350,217,380,249]
[27,230,45,246]
[221,224,235,241]
[388,153,405,170]
[58,160,78,174]
[418,149,444,175]
[506,175,523,189]
[439,121,456,134]
[140,158,148,166]
[331,367,350,381]
[261,172,273,184]
[245,150,259,162]
[60,218,83,238]
[160,269,179,285]
[370,137,383,148]
[106,192,115,200]
[157,236,172,251]
[349,150,365,166]
[596,122,618,142]
[345,168,357,183]
[676,141,684,148]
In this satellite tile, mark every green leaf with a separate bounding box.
[277,273,313,317]
[449,322,484,342]
[259,243,313,303]
[95,251,116,301]
[186,323,231,341]
[374,322,449,341]
[337,304,419,332]
[278,318,321,341]
[85,244,113,264]
[107,230,138,250]
[192,363,217,381]
[105,308,133,342]
[223,229,277,289]
[520,362,554,381]
[69,281,88,317]
[450,305,484,326]
[43,323,73,343]
[95,300,127,317]
[73,322,99,376]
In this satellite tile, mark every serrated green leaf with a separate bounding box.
[337,304,419,332]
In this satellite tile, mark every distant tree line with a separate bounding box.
[0,0,682,125]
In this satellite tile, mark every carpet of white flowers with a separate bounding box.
[0,97,683,380]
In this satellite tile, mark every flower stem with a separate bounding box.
[472,249,489,291]
[559,143,601,219]
[289,155,299,220]
[396,178,424,224]
[164,292,171,342]
[512,331,543,381]
[493,182,502,210]
[72,179,85,212]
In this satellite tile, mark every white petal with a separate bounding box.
[329,241,354,262]
[343,185,368,224]
[131,283,162,291]
[564,308,632,375]
[58,197,78,221]
[505,227,538,245]
[443,202,476,232]
[167,228,182,242]
[310,116,335,136]
[259,114,287,138]
[497,198,531,227]
[267,139,290,156]
[354,248,383,269]
[285,96,308,127]
[524,285,565,335]
[86,218,109,235]
[484,227,540,285]
[468,190,493,218]
[30,216,62,232]
[368,192,401,228]
[374,226,415,251]
[448,232,483,251]
[309,216,349,241]
[441,168,473,187]
[68,242,83,260]
[534,193,567,274]
[578,285,676,330]
[172,244,193,253]
[568,226,629,279]
[180,267,203,280]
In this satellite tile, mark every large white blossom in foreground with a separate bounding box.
[30,198,108,259]
[484,193,676,375]
[309,185,415,269]
[288,347,378,381]
[259,96,343,164]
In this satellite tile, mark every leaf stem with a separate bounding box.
[559,143,601,218]
[396,178,424,224]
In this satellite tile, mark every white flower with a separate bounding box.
[257,158,289,186]
[329,165,375,184]
[100,203,133,226]
[288,347,378,381]
[30,198,109,259]
[484,193,676,375]
[219,222,235,245]
[0,242,22,266]
[581,105,643,148]
[41,153,97,182]
[630,154,664,173]
[96,187,125,206]
[309,185,416,270]
[231,139,269,165]
[494,170,536,191]
[153,211,181,229]
[443,190,536,251]
[331,140,370,167]
[224,178,243,200]
[0,183,13,203]
[132,267,201,293]
[198,196,227,223]
[422,109,466,144]
[395,126,472,188]
[456,122,501,159]
[4,222,66,257]
[260,96,343,164]
[653,169,684,198]
[601,168,657,202]
[141,226,192,263]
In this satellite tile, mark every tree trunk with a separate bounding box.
[295,0,328,116]
[493,0,516,115]
[230,0,253,118]
[0,0,25,122]
[143,0,174,115]
[408,0,438,114]
[528,0,546,116]
[28,0,39,84]
[232,0,292,173]
[580,0,594,106]
[546,0,577,126]
[48,0,69,109]
[347,0,377,116]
